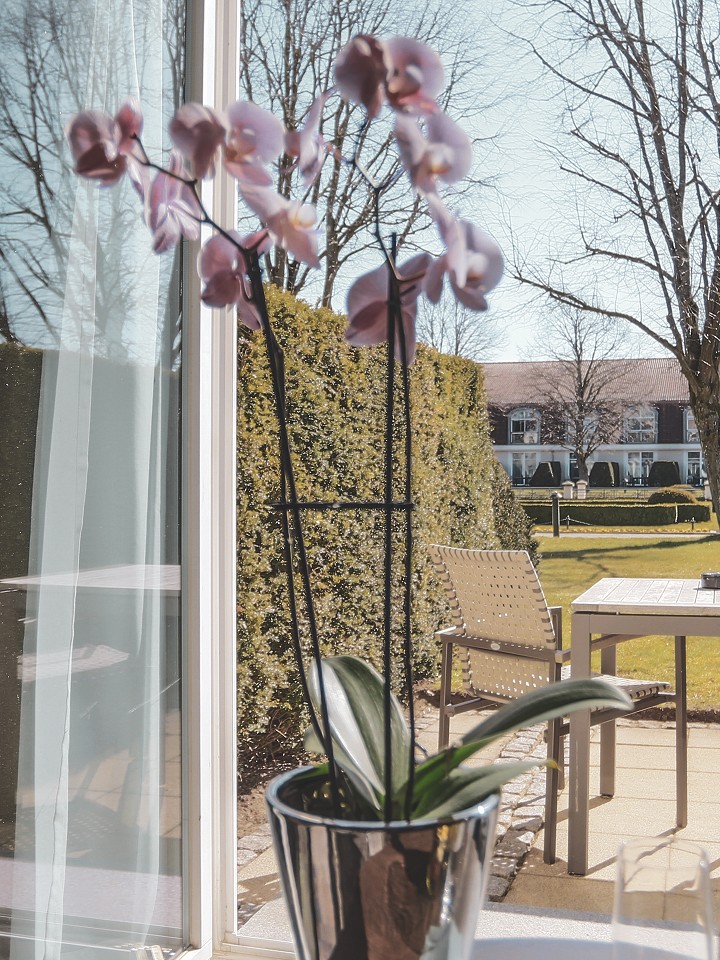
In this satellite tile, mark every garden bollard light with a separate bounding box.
[551,491,560,537]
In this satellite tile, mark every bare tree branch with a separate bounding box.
[510,0,720,517]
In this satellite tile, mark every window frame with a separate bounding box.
[623,405,657,444]
[685,408,700,444]
[509,407,540,445]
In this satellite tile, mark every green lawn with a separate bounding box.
[538,535,720,712]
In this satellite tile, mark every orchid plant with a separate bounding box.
[66,34,630,824]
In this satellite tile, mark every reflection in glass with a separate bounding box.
[0,0,186,955]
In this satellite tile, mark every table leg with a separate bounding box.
[675,635,688,828]
[569,612,591,876]
[599,644,616,797]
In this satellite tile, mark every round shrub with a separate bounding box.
[648,460,681,486]
[647,487,699,505]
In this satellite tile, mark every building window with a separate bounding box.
[512,451,538,484]
[509,408,540,444]
[627,451,654,484]
[686,409,700,443]
[624,406,657,444]
[569,452,579,481]
[687,451,704,486]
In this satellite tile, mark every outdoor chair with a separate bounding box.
[428,545,687,865]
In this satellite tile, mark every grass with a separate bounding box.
[538,534,720,712]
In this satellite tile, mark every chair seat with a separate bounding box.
[560,665,670,700]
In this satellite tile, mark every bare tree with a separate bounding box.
[416,297,503,361]
[0,0,185,356]
[511,0,720,519]
[527,308,629,481]
[239,0,487,307]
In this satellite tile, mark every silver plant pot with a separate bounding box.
[265,767,500,960]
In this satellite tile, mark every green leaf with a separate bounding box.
[414,761,542,820]
[309,655,412,813]
[412,679,631,796]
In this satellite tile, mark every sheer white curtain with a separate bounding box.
[9,0,183,954]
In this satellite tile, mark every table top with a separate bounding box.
[571,577,720,616]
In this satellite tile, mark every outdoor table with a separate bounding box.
[568,577,720,875]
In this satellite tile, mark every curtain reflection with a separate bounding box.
[0,0,185,955]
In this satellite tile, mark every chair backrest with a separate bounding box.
[428,546,557,700]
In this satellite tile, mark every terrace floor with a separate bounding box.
[238,711,720,942]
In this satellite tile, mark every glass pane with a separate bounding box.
[0,0,186,955]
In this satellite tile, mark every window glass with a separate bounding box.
[0,0,186,955]
[624,407,656,443]
[510,408,540,444]
[686,409,700,443]
[511,451,538,484]
[687,451,704,485]
[626,451,654,483]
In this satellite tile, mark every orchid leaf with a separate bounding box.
[412,679,631,799]
[309,655,411,812]
[414,761,542,821]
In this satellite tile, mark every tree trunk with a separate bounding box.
[576,451,589,483]
[688,391,720,527]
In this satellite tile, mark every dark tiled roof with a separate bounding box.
[481,358,690,407]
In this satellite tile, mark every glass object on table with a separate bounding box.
[612,837,716,960]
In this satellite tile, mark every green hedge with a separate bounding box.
[530,461,560,487]
[589,461,620,486]
[522,501,710,525]
[236,287,534,737]
[647,487,699,505]
[648,460,681,486]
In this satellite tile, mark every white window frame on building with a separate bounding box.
[685,408,700,443]
[626,450,655,484]
[512,450,538,485]
[509,407,540,444]
[624,405,657,444]
[687,450,704,486]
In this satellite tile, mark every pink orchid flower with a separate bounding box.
[345,252,432,364]
[334,35,391,120]
[169,103,227,180]
[65,98,143,185]
[146,150,202,253]
[242,186,320,267]
[385,37,444,113]
[224,100,285,186]
[199,231,271,329]
[285,92,332,187]
[394,111,472,194]
[424,214,504,310]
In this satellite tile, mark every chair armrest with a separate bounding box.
[548,605,563,649]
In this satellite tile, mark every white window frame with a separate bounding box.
[624,405,657,444]
[509,407,540,445]
[183,2,295,956]
[685,408,700,443]
[511,450,538,484]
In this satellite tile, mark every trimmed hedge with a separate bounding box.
[589,461,620,486]
[648,460,681,486]
[530,461,560,487]
[491,460,539,567]
[647,487,699,505]
[522,501,710,525]
[236,287,535,737]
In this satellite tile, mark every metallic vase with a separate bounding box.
[266,767,500,960]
